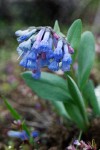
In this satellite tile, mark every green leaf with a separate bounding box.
[53,20,65,37]
[66,75,89,127]
[95,86,100,113]
[22,71,72,103]
[78,31,95,90]
[52,101,70,119]
[4,98,21,120]
[22,122,30,136]
[67,19,82,50]
[83,80,100,115]
[64,102,87,131]
[54,20,60,33]
[3,97,30,136]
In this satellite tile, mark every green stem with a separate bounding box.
[76,130,82,150]
[78,130,82,141]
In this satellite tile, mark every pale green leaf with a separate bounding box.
[67,19,82,50]
[54,20,60,33]
[66,75,89,127]
[52,101,70,119]
[53,20,65,37]
[22,71,72,103]
[83,80,100,115]
[64,102,87,131]
[78,31,95,90]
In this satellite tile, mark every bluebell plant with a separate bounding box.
[4,19,100,149]
[14,20,100,132]
[15,26,74,79]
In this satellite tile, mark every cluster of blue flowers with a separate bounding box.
[15,26,74,79]
[8,130,39,141]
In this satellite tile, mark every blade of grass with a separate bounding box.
[2,96,30,136]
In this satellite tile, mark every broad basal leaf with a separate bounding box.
[22,71,72,103]
[64,102,87,131]
[52,101,70,119]
[66,75,89,127]
[83,80,100,115]
[78,31,95,90]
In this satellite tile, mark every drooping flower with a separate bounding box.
[39,29,51,53]
[19,39,31,52]
[8,130,28,141]
[15,29,29,36]
[31,28,45,53]
[15,26,74,79]
[32,69,41,79]
[19,55,28,68]
[31,131,39,138]
[54,39,63,61]
[8,130,39,141]
[16,29,37,43]
[48,60,59,71]
[62,44,72,71]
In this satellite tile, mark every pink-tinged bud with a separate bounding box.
[68,45,74,54]
[13,120,22,126]
[53,33,59,39]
